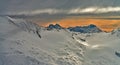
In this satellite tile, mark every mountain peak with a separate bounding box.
[47,24,63,29]
[47,24,102,33]
[88,24,97,28]
[68,24,102,33]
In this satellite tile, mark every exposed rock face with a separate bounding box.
[68,24,102,33]
[47,24,63,29]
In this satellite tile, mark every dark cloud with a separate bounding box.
[0,0,120,13]
[1,0,120,22]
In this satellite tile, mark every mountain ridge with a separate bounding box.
[47,23,103,33]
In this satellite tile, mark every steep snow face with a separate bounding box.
[7,16,42,33]
[68,24,102,33]
[7,16,43,38]
[0,17,85,65]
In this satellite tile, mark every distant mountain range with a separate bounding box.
[47,24,102,33]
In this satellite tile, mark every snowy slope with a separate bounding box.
[0,16,85,65]
[0,16,120,65]
[75,32,120,65]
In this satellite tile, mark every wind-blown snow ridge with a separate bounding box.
[7,16,42,38]
[73,35,89,47]
[7,16,40,32]
[72,33,103,49]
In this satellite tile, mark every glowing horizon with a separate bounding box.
[36,17,120,32]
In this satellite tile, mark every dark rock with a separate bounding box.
[115,51,120,57]
[68,24,102,33]
[47,24,63,29]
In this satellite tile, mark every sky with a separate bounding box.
[1,0,120,31]
[42,17,120,32]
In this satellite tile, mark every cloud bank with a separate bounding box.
[6,6,120,16]
[0,0,120,16]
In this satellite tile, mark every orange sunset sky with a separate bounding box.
[36,17,120,32]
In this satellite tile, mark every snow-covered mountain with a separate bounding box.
[0,16,85,65]
[0,16,120,65]
[68,24,102,33]
[47,24,102,33]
